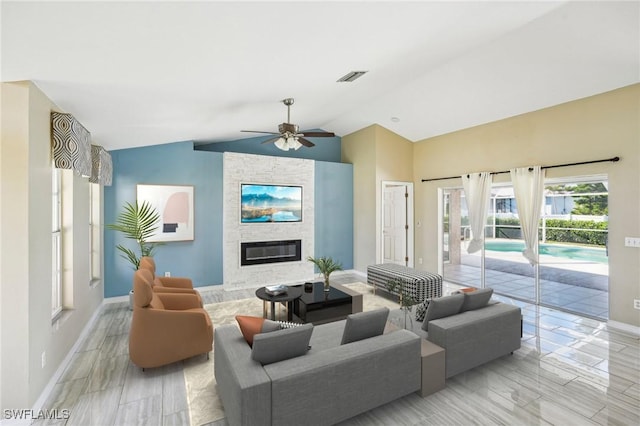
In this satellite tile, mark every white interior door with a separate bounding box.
[383,185,408,265]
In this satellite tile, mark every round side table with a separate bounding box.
[255,286,303,321]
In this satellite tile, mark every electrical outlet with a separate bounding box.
[624,237,640,248]
[164,272,170,277]
[418,258,423,265]
[41,351,46,368]
[634,299,640,310]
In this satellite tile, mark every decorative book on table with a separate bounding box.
[265,284,288,296]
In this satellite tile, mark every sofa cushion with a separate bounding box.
[460,288,494,312]
[421,293,464,331]
[251,323,314,365]
[341,307,389,344]
[236,315,281,346]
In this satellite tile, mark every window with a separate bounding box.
[89,183,101,283]
[52,168,62,318]
[442,175,609,320]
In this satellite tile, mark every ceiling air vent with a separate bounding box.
[337,71,368,83]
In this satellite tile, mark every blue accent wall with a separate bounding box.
[315,161,354,269]
[196,131,341,163]
[104,142,223,297]
[104,140,353,297]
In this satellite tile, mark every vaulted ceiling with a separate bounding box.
[2,1,638,151]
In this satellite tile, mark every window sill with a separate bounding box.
[52,309,74,331]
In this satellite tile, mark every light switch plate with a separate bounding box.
[624,237,640,248]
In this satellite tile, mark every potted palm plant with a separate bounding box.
[107,200,162,269]
[307,256,343,292]
[107,200,162,309]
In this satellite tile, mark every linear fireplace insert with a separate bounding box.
[241,239,302,266]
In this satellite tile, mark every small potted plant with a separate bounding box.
[386,279,416,329]
[307,256,343,292]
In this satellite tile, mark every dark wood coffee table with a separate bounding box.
[293,282,354,324]
[255,286,303,321]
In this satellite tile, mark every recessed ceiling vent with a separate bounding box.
[337,71,368,83]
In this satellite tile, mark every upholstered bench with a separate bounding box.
[367,264,442,303]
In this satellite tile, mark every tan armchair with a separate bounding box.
[129,269,213,369]
[138,256,203,306]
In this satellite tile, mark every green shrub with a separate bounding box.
[544,219,608,246]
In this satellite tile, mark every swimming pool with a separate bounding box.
[484,240,608,264]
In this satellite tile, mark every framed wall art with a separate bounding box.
[137,184,194,242]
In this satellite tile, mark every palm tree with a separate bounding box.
[307,256,343,291]
[107,201,162,269]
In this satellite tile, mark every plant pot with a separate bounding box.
[324,279,330,292]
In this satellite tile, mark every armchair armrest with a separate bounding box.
[157,276,193,289]
[157,293,201,310]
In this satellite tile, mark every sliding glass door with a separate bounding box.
[441,176,609,320]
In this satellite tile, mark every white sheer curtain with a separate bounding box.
[461,172,493,253]
[510,166,545,265]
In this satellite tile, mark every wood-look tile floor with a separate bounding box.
[35,275,639,426]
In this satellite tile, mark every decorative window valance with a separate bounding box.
[51,112,92,177]
[89,145,113,186]
[51,112,112,186]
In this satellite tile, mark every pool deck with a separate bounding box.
[444,250,609,320]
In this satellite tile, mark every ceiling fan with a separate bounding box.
[241,98,335,151]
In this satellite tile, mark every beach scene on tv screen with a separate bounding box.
[241,184,302,222]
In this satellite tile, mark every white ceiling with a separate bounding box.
[2,1,639,151]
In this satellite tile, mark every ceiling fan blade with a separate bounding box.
[260,136,282,145]
[241,130,279,135]
[299,131,335,137]
[297,137,315,148]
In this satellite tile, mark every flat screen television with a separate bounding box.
[241,184,302,223]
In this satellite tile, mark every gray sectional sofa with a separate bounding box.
[393,289,522,378]
[214,311,421,426]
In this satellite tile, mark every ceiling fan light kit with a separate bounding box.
[274,136,302,151]
[241,98,335,151]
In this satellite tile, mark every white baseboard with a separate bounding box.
[345,269,366,281]
[29,304,105,420]
[103,294,129,304]
[607,320,640,337]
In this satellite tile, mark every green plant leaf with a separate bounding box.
[108,200,162,269]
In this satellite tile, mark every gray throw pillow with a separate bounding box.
[421,293,464,331]
[341,307,389,345]
[251,323,313,365]
[460,288,494,312]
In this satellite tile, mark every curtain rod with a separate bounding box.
[421,156,620,183]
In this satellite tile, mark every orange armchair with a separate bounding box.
[129,269,213,369]
[138,256,203,306]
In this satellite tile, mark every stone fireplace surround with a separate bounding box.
[223,152,314,290]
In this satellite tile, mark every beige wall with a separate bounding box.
[342,125,377,272]
[0,81,103,411]
[342,124,414,271]
[413,84,640,328]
